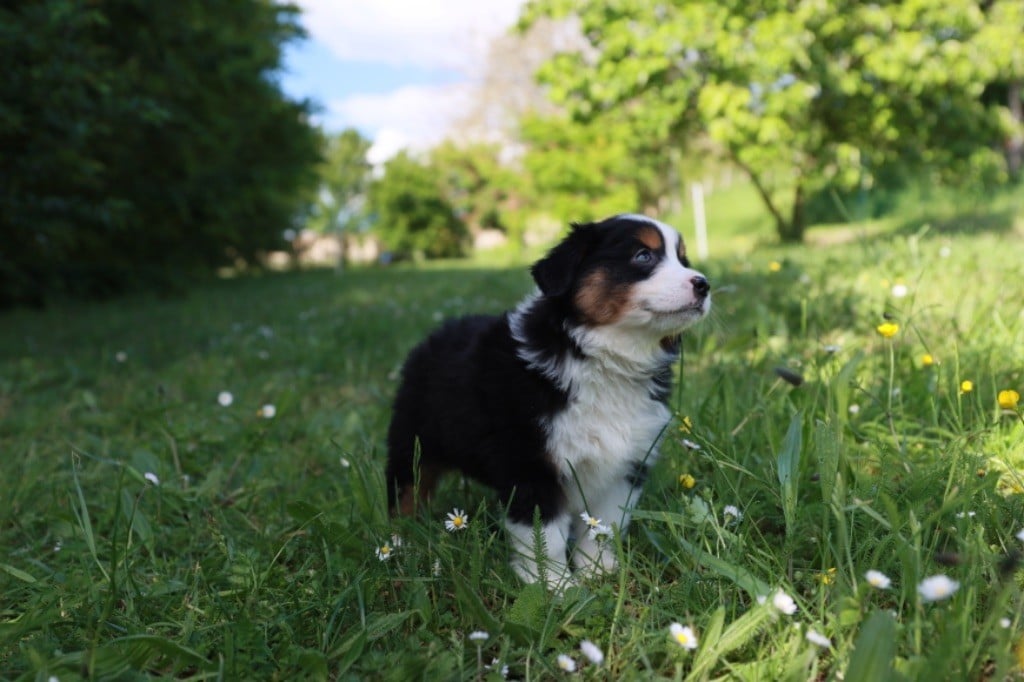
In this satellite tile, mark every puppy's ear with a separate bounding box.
[531,222,598,296]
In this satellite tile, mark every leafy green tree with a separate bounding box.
[0,0,319,305]
[521,0,1016,242]
[368,153,469,259]
[308,128,372,262]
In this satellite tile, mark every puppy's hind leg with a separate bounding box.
[386,438,443,516]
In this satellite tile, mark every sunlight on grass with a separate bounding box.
[1,196,1023,679]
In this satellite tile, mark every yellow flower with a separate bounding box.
[998,389,1020,410]
[817,567,837,585]
[679,474,696,489]
[876,322,899,338]
[769,261,782,273]
[921,353,934,367]
[960,380,974,394]
[678,416,693,433]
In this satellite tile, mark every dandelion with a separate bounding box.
[876,322,899,338]
[217,391,234,407]
[468,630,489,643]
[921,353,934,367]
[681,438,702,451]
[723,505,743,524]
[678,415,693,433]
[998,389,1020,410]
[679,473,696,489]
[864,570,892,589]
[375,543,393,561]
[556,654,577,672]
[580,640,604,665]
[445,508,469,532]
[806,629,831,648]
[143,472,160,486]
[917,574,959,602]
[771,589,798,615]
[960,380,973,394]
[769,261,782,273]
[891,283,909,298]
[669,623,698,650]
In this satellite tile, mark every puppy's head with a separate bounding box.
[532,214,710,336]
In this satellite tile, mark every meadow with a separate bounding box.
[2,187,1023,680]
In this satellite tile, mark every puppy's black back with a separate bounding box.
[385,314,568,518]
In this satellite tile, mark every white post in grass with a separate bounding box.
[691,181,709,260]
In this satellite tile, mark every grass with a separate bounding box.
[2,190,1024,680]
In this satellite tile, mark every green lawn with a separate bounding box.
[2,193,1023,680]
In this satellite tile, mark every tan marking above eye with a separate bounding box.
[636,226,663,252]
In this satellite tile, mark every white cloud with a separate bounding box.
[329,82,472,160]
[295,0,526,75]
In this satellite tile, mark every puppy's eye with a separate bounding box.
[633,249,654,264]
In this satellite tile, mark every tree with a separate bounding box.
[521,0,1015,242]
[0,0,319,305]
[429,141,520,233]
[309,129,372,263]
[368,153,469,260]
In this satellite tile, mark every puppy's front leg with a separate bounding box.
[505,515,573,589]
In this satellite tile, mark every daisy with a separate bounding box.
[864,570,892,589]
[891,283,908,298]
[1000,617,1012,629]
[217,391,234,407]
[556,654,576,672]
[143,472,160,486]
[723,505,743,524]
[589,523,613,543]
[580,512,602,529]
[805,630,831,648]
[848,404,861,415]
[917,574,959,602]
[258,404,276,418]
[115,351,127,363]
[955,511,975,519]
[485,659,509,678]
[681,438,702,451]
[468,630,489,643]
[823,344,842,353]
[669,623,698,650]
[445,508,469,532]
[375,543,393,561]
[1016,528,1024,542]
[580,640,604,665]
[771,589,798,615]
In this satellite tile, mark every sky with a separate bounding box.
[279,0,527,163]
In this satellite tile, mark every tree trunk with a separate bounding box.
[777,184,806,244]
[1008,81,1022,179]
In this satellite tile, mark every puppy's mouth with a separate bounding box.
[643,301,709,318]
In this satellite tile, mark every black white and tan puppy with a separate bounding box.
[385,214,711,586]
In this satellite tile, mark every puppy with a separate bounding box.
[385,214,710,586]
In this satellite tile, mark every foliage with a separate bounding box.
[0,0,319,306]
[429,141,519,233]
[1,193,1022,678]
[368,152,470,259]
[520,0,1021,243]
[307,128,373,237]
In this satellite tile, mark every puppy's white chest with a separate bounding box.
[545,372,670,487]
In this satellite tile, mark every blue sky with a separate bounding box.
[277,0,525,161]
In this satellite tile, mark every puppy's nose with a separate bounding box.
[690,275,710,298]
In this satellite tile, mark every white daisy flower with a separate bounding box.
[805,629,831,648]
[468,630,489,643]
[217,391,233,407]
[681,438,702,451]
[939,245,951,258]
[864,570,892,589]
[891,284,909,298]
[580,512,602,529]
[375,544,393,561]
[340,457,351,468]
[115,351,127,363]
[1016,528,1024,542]
[143,472,160,486]
[669,622,698,650]
[1000,617,1012,629]
[258,403,276,419]
[486,659,509,678]
[589,523,613,543]
[556,654,576,672]
[848,404,860,415]
[954,511,975,518]
[445,508,469,532]
[771,589,798,615]
[823,344,842,353]
[580,640,604,665]
[917,574,959,602]
[723,505,743,524]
